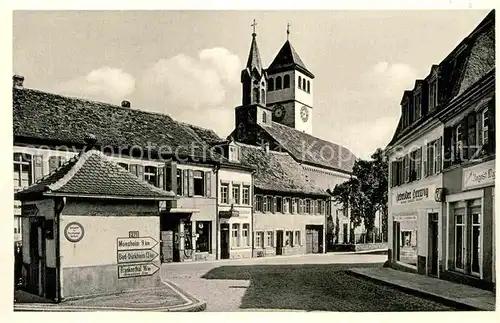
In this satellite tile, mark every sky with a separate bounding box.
[12,10,490,159]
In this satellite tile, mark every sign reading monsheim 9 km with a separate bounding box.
[116,236,159,278]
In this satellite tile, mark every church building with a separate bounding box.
[228,26,358,254]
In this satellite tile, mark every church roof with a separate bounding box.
[13,87,227,163]
[260,122,356,174]
[238,143,328,196]
[246,33,263,74]
[15,149,176,200]
[267,40,314,79]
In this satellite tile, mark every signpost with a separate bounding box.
[116,234,159,279]
[118,263,160,278]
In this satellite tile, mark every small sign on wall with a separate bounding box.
[64,222,85,243]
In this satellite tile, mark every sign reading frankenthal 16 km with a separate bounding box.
[117,235,159,278]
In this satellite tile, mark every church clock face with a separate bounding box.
[300,106,309,122]
[273,105,285,121]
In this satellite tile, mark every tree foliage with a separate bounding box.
[330,148,388,237]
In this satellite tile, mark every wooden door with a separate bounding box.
[220,224,230,259]
[306,229,313,253]
[312,229,319,253]
[276,230,283,256]
[428,213,439,276]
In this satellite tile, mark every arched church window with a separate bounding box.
[276,76,282,90]
[268,78,274,91]
[262,111,267,124]
[284,75,290,88]
[307,80,310,93]
[261,89,266,104]
[302,78,306,90]
[253,88,260,104]
[298,76,302,89]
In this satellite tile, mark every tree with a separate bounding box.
[330,148,389,242]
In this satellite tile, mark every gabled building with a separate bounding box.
[228,28,357,254]
[386,10,495,289]
[12,76,255,263]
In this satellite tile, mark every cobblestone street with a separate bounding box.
[161,253,458,312]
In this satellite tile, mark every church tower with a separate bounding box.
[234,21,271,142]
[266,27,314,134]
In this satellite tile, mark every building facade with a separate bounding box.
[386,10,495,289]
[12,76,254,263]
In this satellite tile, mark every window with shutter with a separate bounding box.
[48,156,59,173]
[129,164,138,176]
[460,117,469,161]
[487,98,495,154]
[33,155,44,181]
[182,169,189,196]
[188,169,195,197]
[137,165,145,181]
[205,171,211,197]
[404,155,410,183]
[272,197,277,213]
[467,112,477,159]
[157,166,164,189]
[443,127,453,169]
[436,137,442,172]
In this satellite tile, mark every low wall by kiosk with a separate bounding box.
[60,213,161,300]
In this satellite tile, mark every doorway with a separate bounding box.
[28,217,45,296]
[343,223,348,244]
[276,230,283,256]
[220,224,230,259]
[428,213,439,276]
[306,225,323,254]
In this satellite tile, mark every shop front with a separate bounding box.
[389,177,444,275]
[442,159,495,290]
[218,205,252,260]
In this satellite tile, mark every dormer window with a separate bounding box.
[429,79,438,111]
[229,145,241,163]
[414,92,422,120]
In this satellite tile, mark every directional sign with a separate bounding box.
[117,236,158,251]
[118,263,160,278]
[117,249,159,264]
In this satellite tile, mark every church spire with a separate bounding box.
[245,19,263,73]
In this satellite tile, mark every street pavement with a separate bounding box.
[161,253,459,312]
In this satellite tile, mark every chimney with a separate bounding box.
[121,100,131,108]
[13,75,24,90]
[84,133,98,151]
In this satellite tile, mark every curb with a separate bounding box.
[346,269,487,311]
[14,280,207,312]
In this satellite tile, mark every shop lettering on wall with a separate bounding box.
[463,161,495,190]
[117,233,159,279]
[395,187,430,204]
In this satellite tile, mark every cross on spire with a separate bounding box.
[251,19,258,36]
[286,23,290,41]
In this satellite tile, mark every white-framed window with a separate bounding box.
[285,231,294,247]
[13,153,32,190]
[255,195,263,212]
[144,166,157,186]
[176,169,183,195]
[294,230,301,246]
[266,231,274,247]
[229,145,241,162]
[242,223,250,247]
[455,213,465,270]
[255,231,264,248]
[283,198,290,213]
[263,196,272,212]
[193,170,205,196]
[292,198,298,213]
[231,223,240,247]
[299,199,304,214]
[232,184,240,204]
[471,212,481,275]
[220,183,229,204]
[242,186,250,205]
[455,124,463,160]
[276,197,283,213]
[481,108,489,146]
